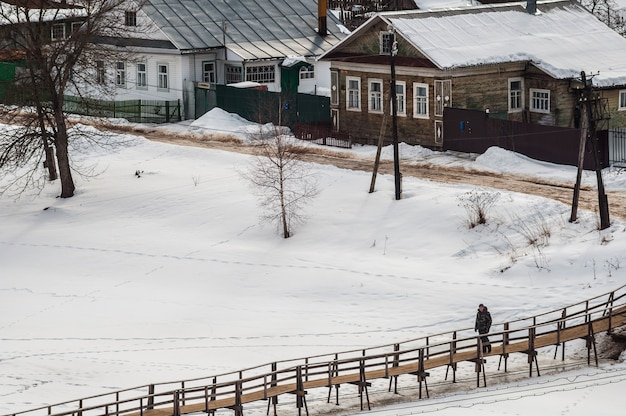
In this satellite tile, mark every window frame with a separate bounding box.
[157,63,169,91]
[530,88,550,113]
[619,90,626,111]
[115,62,126,88]
[299,65,315,80]
[380,31,394,55]
[394,81,406,116]
[95,60,105,84]
[346,76,361,111]
[125,11,137,27]
[136,62,147,89]
[202,61,216,84]
[70,21,83,35]
[413,82,429,119]
[368,78,383,114]
[225,64,242,84]
[245,64,275,84]
[51,23,65,40]
[508,77,524,113]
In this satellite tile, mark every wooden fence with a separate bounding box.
[4,285,626,416]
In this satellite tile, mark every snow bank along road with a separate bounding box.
[104,122,626,220]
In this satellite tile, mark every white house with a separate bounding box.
[92,0,348,119]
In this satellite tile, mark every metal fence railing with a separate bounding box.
[4,285,626,416]
[609,127,626,166]
[63,96,181,124]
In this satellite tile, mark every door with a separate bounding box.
[434,79,452,117]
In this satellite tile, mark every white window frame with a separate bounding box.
[115,62,126,88]
[245,64,275,84]
[136,62,147,89]
[346,76,361,111]
[202,61,216,84]
[380,31,393,55]
[51,23,65,40]
[394,81,406,116]
[413,82,429,119]
[369,78,383,114]
[619,90,626,110]
[530,88,550,113]
[508,77,524,113]
[157,63,169,91]
[225,64,242,84]
[95,60,105,84]
[299,65,315,80]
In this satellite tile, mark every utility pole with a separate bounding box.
[390,29,401,200]
[570,71,610,229]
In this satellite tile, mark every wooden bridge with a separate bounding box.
[5,285,626,416]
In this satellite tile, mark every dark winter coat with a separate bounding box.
[475,306,492,334]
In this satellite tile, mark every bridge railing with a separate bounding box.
[5,285,626,416]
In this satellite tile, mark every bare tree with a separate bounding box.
[0,0,145,198]
[242,124,319,239]
[582,0,626,36]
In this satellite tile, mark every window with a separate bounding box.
[369,79,383,113]
[530,88,550,113]
[115,62,126,87]
[299,65,315,80]
[125,11,137,27]
[246,65,275,83]
[394,81,406,116]
[71,21,83,34]
[136,63,147,89]
[202,61,216,83]
[509,78,523,112]
[157,64,169,90]
[346,76,361,111]
[330,71,339,106]
[413,83,429,118]
[380,31,394,55]
[95,60,105,84]
[619,90,626,110]
[51,23,65,40]
[225,65,242,84]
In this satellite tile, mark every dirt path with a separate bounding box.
[103,123,626,221]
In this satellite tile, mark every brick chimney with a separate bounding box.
[318,0,328,36]
[526,0,537,14]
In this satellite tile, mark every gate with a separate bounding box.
[608,127,626,166]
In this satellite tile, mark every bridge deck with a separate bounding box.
[6,290,626,416]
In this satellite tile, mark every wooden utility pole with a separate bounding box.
[570,71,610,229]
[390,30,401,200]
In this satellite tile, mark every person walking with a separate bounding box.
[475,303,492,353]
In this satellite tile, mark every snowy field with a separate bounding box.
[1,109,626,416]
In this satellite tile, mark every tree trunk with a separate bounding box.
[53,110,75,198]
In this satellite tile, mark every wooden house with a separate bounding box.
[319,0,626,148]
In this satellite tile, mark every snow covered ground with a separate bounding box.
[1,109,626,416]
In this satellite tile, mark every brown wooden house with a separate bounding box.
[319,0,626,148]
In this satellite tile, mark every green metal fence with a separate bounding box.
[63,96,181,124]
[213,85,330,128]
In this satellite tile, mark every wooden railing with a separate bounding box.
[5,285,626,416]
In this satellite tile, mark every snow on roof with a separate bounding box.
[386,0,626,87]
[413,0,480,10]
[0,3,86,25]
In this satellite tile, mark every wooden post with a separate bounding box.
[266,363,278,416]
[388,344,400,393]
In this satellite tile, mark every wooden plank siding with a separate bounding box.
[322,11,626,150]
